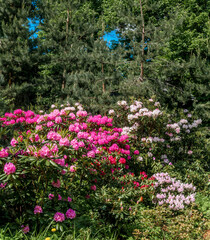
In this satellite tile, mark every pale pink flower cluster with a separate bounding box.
[153,173,196,210]
[141,137,165,143]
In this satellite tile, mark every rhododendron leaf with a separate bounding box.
[49,160,62,169]
[45,161,50,167]
[38,176,41,183]
[0,174,7,181]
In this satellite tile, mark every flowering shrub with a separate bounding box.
[108,99,207,184]
[0,100,204,234]
[0,103,153,231]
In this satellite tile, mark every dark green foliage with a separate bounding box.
[100,0,209,123]
[0,0,209,120]
[35,0,124,112]
[0,0,39,109]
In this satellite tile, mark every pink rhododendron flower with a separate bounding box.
[14,109,23,115]
[134,150,139,155]
[76,110,87,117]
[48,193,54,199]
[36,125,43,131]
[59,137,70,146]
[52,179,61,188]
[16,117,25,123]
[0,183,7,188]
[90,185,96,191]
[67,197,72,202]
[54,158,65,166]
[58,194,62,200]
[34,205,43,214]
[4,162,16,175]
[21,225,30,234]
[0,148,9,158]
[54,212,65,222]
[66,209,76,219]
[24,110,35,118]
[87,151,95,158]
[69,165,76,172]
[47,121,54,127]
[10,138,18,147]
[55,116,62,123]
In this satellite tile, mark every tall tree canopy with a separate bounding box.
[0,0,39,109]
[0,0,209,120]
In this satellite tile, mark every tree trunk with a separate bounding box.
[139,0,145,82]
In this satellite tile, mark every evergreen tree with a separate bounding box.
[0,0,39,108]
[101,0,209,122]
[36,0,123,112]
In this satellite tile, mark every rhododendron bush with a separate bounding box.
[108,99,207,183]
[0,99,205,232]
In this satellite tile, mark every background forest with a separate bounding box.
[0,0,209,123]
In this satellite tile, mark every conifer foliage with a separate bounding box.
[36,0,123,112]
[0,0,39,109]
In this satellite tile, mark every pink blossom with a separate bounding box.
[59,137,70,146]
[55,116,62,123]
[10,138,18,147]
[54,212,65,222]
[90,185,96,191]
[69,165,76,172]
[67,197,72,202]
[66,209,76,219]
[34,205,43,214]
[54,158,65,166]
[36,125,43,131]
[48,193,54,199]
[4,162,16,175]
[134,150,139,155]
[24,110,35,118]
[21,225,30,234]
[39,145,50,157]
[76,111,87,117]
[47,121,54,127]
[69,113,76,119]
[58,194,62,200]
[87,151,95,158]
[0,183,7,188]
[52,179,61,188]
[14,109,23,115]
[16,117,25,123]
[0,148,9,158]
